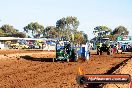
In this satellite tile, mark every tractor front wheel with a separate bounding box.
[107,51,110,55]
[67,59,69,62]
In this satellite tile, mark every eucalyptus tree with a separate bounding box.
[110,26,129,40]
[111,26,129,35]
[0,24,26,37]
[65,16,79,41]
[43,26,58,38]
[93,26,112,37]
[24,22,44,38]
[93,26,112,42]
[56,17,66,39]
[56,16,79,41]
[74,31,88,45]
[1,24,17,34]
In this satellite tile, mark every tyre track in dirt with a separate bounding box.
[0,60,45,88]
[103,56,132,88]
[35,55,128,88]
[0,59,80,88]
[0,50,131,88]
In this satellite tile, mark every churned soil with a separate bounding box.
[0,49,131,88]
[103,53,132,88]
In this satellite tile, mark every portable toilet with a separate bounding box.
[81,46,85,57]
[81,43,90,61]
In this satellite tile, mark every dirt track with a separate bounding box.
[0,50,131,88]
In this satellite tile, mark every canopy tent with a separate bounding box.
[117,40,132,43]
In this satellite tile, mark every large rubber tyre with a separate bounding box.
[53,58,54,62]
[76,75,86,86]
[107,51,110,55]
[97,51,99,55]
[67,59,69,62]
[100,50,102,55]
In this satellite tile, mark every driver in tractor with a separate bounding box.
[96,42,110,55]
[96,42,102,55]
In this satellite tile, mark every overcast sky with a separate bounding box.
[0,0,132,39]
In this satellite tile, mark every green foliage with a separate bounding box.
[109,26,129,41]
[56,16,79,41]
[74,31,88,45]
[55,16,88,45]
[13,32,26,38]
[92,25,129,41]
[65,16,79,30]
[0,16,87,45]
[0,29,4,34]
[74,31,83,44]
[82,33,88,44]
[24,22,44,38]
[0,24,26,38]
[111,26,129,36]
[43,26,58,38]
[1,24,17,34]
[93,26,112,38]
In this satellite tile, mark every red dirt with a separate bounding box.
[0,50,131,88]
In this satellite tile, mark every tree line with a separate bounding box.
[93,25,129,41]
[0,16,129,44]
[0,16,88,45]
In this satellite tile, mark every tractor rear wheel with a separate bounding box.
[100,50,102,55]
[97,50,100,55]
[67,59,69,62]
[107,51,110,55]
